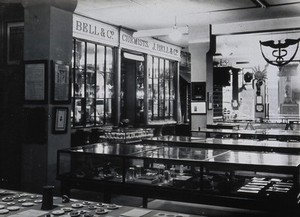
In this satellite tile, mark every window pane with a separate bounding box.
[153,57,159,78]
[148,99,153,120]
[86,98,94,125]
[153,100,158,119]
[170,100,174,119]
[165,79,170,100]
[148,56,153,78]
[74,40,85,97]
[106,73,114,98]
[159,59,164,79]
[165,100,170,118]
[96,71,105,98]
[105,98,113,124]
[96,99,104,124]
[74,98,84,124]
[97,45,105,72]
[159,99,164,118]
[106,47,113,73]
[165,60,170,77]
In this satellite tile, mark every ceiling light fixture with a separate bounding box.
[169,16,182,41]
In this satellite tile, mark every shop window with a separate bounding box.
[148,56,177,121]
[71,39,115,127]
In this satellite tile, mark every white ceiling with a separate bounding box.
[75,0,300,46]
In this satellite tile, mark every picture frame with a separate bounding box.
[191,101,207,114]
[191,82,206,100]
[7,22,24,65]
[53,107,68,134]
[24,60,48,103]
[256,104,264,113]
[51,60,71,104]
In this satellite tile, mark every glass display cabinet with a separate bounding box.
[71,39,115,127]
[147,57,176,122]
[57,142,300,213]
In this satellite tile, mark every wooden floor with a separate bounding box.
[69,190,296,217]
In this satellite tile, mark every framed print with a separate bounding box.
[7,22,24,65]
[53,107,68,134]
[24,60,48,103]
[191,101,206,114]
[191,82,206,100]
[51,60,71,104]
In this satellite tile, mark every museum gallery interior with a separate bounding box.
[1,0,300,216]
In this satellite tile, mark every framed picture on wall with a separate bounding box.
[191,101,207,114]
[24,60,48,103]
[7,22,24,65]
[191,82,206,100]
[53,107,68,134]
[51,60,71,104]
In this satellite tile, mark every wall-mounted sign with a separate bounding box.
[120,29,181,61]
[73,14,119,47]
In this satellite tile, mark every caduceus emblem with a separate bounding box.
[260,39,300,67]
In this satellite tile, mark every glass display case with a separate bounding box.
[57,142,300,212]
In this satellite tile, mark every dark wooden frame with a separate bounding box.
[51,60,71,104]
[191,82,206,100]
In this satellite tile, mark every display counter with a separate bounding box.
[0,188,199,217]
[194,128,300,141]
[57,142,300,214]
[144,136,300,153]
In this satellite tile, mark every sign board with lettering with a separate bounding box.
[73,14,119,47]
[120,29,181,61]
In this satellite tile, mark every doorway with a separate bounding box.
[121,52,145,126]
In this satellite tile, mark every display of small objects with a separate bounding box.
[237,177,294,195]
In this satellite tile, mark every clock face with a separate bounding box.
[256,104,264,112]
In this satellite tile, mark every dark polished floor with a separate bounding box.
[69,190,296,217]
